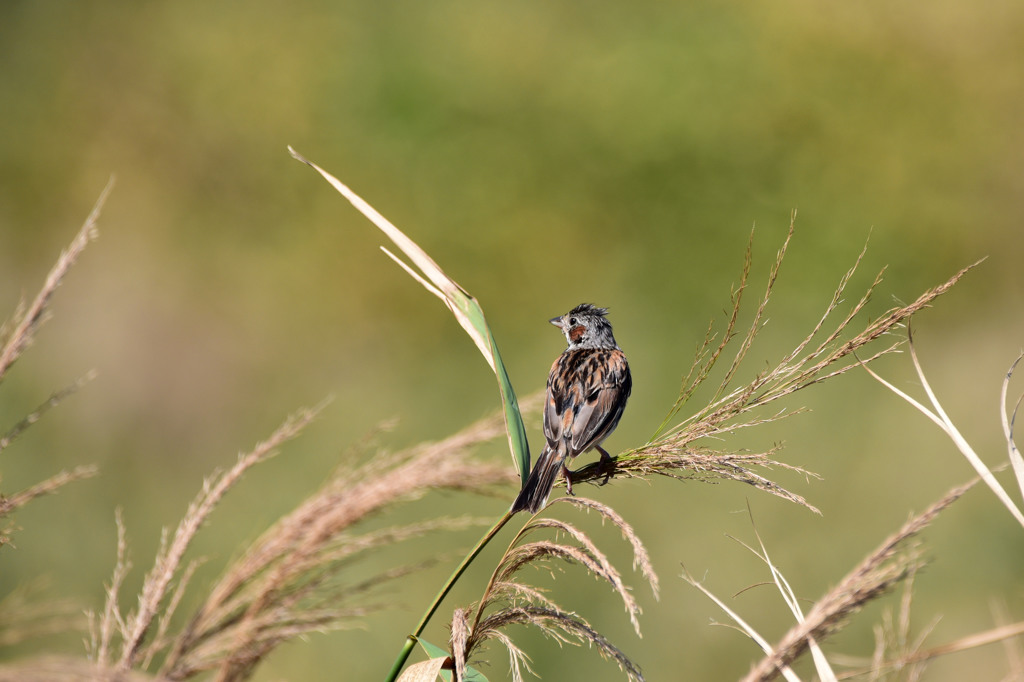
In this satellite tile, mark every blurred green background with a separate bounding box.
[2,0,1023,679]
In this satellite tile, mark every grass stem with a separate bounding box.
[384,511,514,682]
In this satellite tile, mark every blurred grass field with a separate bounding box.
[1,1,1023,679]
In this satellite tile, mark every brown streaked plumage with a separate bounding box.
[511,304,632,514]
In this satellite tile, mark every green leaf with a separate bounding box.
[417,638,489,682]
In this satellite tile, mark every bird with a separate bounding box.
[511,303,632,514]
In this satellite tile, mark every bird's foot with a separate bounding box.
[596,446,615,486]
[562,463,575,496]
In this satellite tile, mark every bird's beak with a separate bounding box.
[549,316,564,329]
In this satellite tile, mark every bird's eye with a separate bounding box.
[569,317,577,325]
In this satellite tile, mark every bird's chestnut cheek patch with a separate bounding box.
[569,326,586,344]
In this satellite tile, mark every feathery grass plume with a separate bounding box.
[0,178,109,382]
[0,187,106,647]
[92,404,324,675]
[0,657,171,682]
[146,405,520,682]
[449,495,657,682]
[835,610,1024,679]
[0,183,108,538]
[863,570,936,682]
[0,580,85,648]
[729,478,976,682]
[824,569,936,681]
[572,218,981,513]
[0,465,98,526]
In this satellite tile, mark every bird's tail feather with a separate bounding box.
[510,445,564,514]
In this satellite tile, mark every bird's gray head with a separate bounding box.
[550,303,619,350]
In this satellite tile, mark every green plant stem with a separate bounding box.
[384,511,515,682]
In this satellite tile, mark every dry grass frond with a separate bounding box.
[0,372,95,455]
[855,571,936,682]
[0,184,108,546]
[452,495,654,681]
[573,221,979,513]
[836,618,1024,680]
[93,509,131,664]
[474,606,644,682]
[550,496,659,599]
[0,657,169,682]
[149,406,519,682]
[451,607,471,682]
[110,405,324,673]
[0,465,98,529]
[0,580,85,647]
[0,178,109,382]
[575,446,821,514]
[740,478,976,682]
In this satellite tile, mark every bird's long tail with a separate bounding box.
[510,444,565,514]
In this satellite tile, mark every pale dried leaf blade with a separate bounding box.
[381,247,445,300]
[1001,353,1024,499]
[287,146,493,368]
[397,657,448,682]
[905,330,1024,529]
[680,565,802,682]
[808,636,837,682]
[289,147,531,480]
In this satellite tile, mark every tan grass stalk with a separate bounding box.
[1000,353,1024,500]
[0,178,109,381]
[0,465,97,523]
[0,183,107,543]
[451,607,470,682]
[0,372,95,454]
[95,510,131,665]
[836,619,1024,680]
[842,570,938,682]
[739,479,975,682]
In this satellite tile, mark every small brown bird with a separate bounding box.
[511,304,632,514]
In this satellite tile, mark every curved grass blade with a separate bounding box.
[288,147,530,485]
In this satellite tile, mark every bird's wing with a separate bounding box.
[567,349,631,454]
[542,355,567,447]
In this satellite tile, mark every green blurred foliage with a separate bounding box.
[1,0,1023,679]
